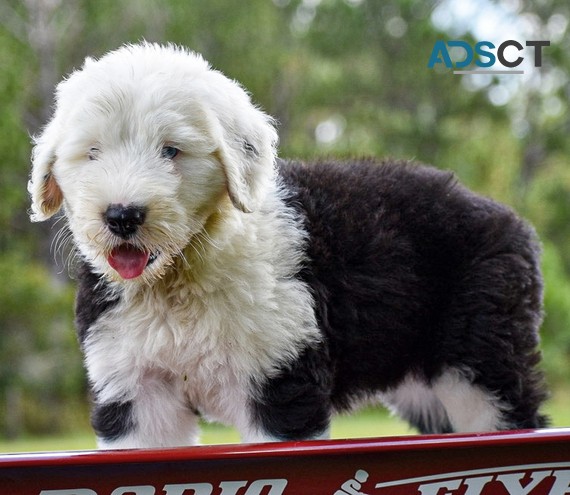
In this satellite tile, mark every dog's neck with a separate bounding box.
[121,181,298,304]
[152,193,258,293]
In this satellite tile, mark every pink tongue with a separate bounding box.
[107,245,150,279]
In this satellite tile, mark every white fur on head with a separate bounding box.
[28,42,278,222]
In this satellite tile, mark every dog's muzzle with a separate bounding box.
[103,204,156,280]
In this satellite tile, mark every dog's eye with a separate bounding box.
[161,146,179,160]
[88,147,100,161]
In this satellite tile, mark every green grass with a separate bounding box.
[0,409,411,453]
[1,388,569,454]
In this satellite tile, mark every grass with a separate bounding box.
[1,388,569,454]
[0,408,409,453]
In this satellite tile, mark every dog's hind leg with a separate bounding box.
[431,364,548,432]
[434,240,548,431]
[382,369,519,434]
[430,368,510,432]
[381,374,453,434]
[381,364,543,434]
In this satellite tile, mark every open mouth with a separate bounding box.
[107,244,159,279]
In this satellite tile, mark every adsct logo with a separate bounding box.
[428,39,550,74]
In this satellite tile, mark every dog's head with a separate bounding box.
[29,43,277,283]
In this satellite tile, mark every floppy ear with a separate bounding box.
[28,122,64,222]
[215,111,278,214]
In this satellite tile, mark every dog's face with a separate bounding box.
[28,43,277,283]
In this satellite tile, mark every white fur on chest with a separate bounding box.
[83,197,320,427]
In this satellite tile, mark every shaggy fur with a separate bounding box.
[29,43,548,449]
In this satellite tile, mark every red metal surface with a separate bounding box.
[1,429,569,494]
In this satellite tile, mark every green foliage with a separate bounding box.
[0,30,32,252]
[0,254,85,437]
[540,242,570,383]
[0,0,569,438]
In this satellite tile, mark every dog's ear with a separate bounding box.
[28,122,64,222]
[212,92,278,213]
[215,144,265,214]
[216,120,278,213]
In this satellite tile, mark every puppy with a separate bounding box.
[29,43,548,449]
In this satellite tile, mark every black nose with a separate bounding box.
[104,204,147,239]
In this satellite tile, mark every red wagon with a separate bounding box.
[1,429,569,494]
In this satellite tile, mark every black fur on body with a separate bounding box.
[76,158,548,442]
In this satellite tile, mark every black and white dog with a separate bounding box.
[29,43,548,448]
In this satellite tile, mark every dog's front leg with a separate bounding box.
[92,370,200,449]
[244,345,333,443]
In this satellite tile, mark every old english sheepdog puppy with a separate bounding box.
[29,43,547,449]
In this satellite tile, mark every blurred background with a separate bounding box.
[0,0,569,451]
